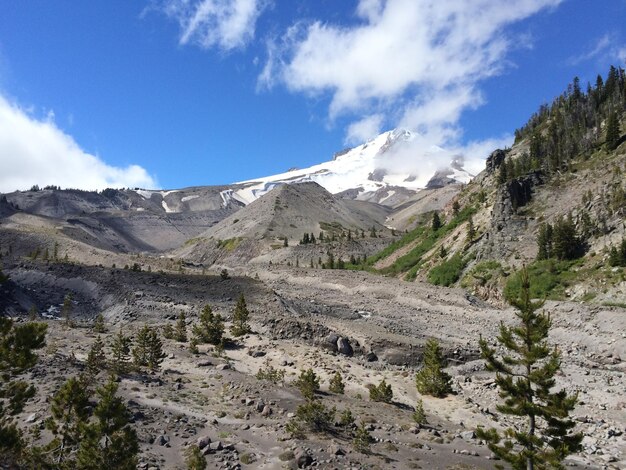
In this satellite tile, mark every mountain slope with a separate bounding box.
[362,65,626,305]
[174,181,393,265]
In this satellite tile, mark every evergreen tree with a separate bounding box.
[193,305,225,345]
[369,379,393,403]
[62,293,74,328]
[85,336,107,377]
[133,325,165,371]
[467,215,476,244]
[608,238,626,267]
[477,268,582,470]
[294,368,320,400]
[93,313,107,333]
[174,311,188,343]
[498,159,509,184]
[415,338,452,397]
[326,252,335,269]
[431,212,442,231]
[111,330,132,374]
[452,200,460,216]
[76,377,139,469]
[185,445,207,470]
[328,371,345,394]
[353,422,373,453]
[413,399,427,424]
[0,319,47,465]
[605,111,620,150]
[536,223,553,260]
[230,294,251,337]
[552,216,583,260]
[45,377,91,466]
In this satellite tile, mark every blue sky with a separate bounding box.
[0,0,624,192]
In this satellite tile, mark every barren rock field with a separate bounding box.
[3,259,625,469]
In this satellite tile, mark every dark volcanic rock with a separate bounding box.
[336,337,353,356]
[485,149,506,173]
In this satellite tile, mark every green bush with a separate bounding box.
[504,259,583,301]
[427,254,469,286]
[293,400,335,433]
[368,379,393,403]
[293,368,320,399]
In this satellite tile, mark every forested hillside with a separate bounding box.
[363,65,626,305]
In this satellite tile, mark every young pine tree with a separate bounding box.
[185,445,207,470]
[476,268,582,469]
[353,421,373,453]
[45,377,91,466]
[328,371,345,394]
[133,325,165,371]
[431,211,442,231]
[76,377,139,469]
[230,294,251,337]
[174,311,188,343]
[85,335,107,377]
[536,223,553,260]
[369,379,393,403]
[62,293,74,328]
[193,305,225,345]
[93,313,107,333]
[294,368,320,400]
[415,338,452,397]
[466,216,476,244]
[0,319,47,465]
[111,329,132,374]
[605,111,620,151]
[412,399,427,425]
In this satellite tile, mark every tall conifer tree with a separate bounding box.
[477,268,582,469]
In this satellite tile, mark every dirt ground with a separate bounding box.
[3,259,624,469]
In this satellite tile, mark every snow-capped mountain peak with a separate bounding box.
[233,128,473,206]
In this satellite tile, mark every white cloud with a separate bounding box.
[345,114,384,145]
[262,0,561,159]
[161,0,269,50]
[0,95,157,193]
[567,34,614,65]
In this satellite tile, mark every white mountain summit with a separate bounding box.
[232,129,473,206]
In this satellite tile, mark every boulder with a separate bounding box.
[336,337,353,356]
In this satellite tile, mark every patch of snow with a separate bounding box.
[134,189,179,199]
[136,207,145,212]
[162,200,175,213]
[181,195,200,202]
[378,190,396,205]
[219,190,233,208]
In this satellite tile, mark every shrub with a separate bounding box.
[256,360,285,384]
[174,311,188,343]
[230,294,251,337]
[193,305,224,345]
[339,408,355,427]
[184,445,206,470]
[412,399,427,424]
[328,371,345,394]
[293,369,320,399]
[353,422,372,453]
[294,400,335,433]
[415,338,452,397]
[369,379,393,403]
